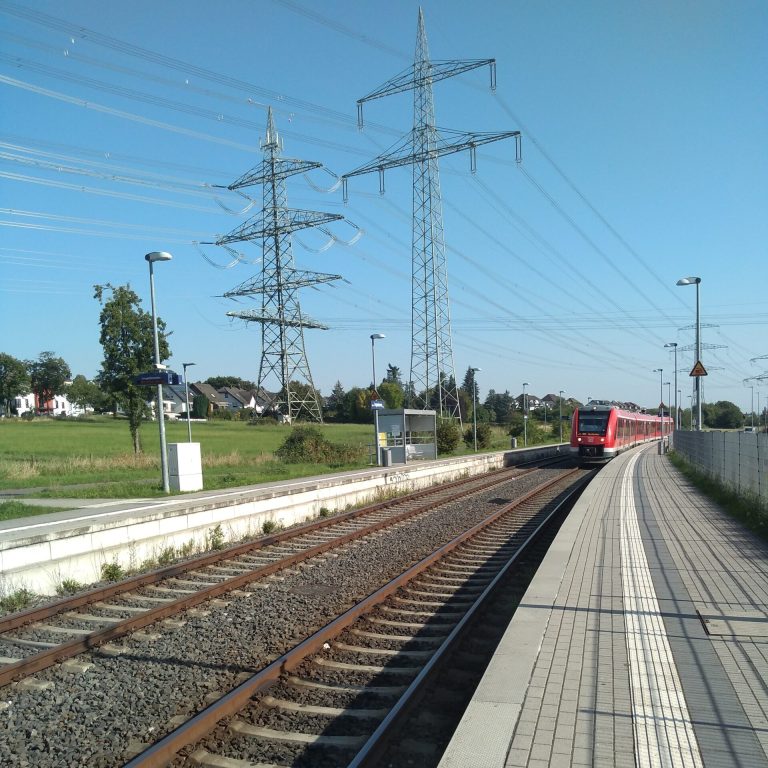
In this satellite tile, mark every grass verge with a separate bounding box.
[0,501,74,521]
[667,451,768,542]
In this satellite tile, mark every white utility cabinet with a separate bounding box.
[167,442,203,492]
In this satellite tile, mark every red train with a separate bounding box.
[570,401,673,463]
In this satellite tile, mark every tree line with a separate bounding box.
[1,283,761,452]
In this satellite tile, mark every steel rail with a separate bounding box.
[0,464,534,635]
[0,466,546,688]
[348,470,592,767]
[124,468,583,767]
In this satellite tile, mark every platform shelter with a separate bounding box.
[374,408,437,465]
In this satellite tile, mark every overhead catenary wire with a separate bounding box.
[2,2,762,397]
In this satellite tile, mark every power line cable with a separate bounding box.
[0,2,398,135]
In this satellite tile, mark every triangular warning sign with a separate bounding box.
[690,360,708,377]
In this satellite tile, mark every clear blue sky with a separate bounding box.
[1,0,766,414]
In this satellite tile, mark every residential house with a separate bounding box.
[219,387,258,411]
[516,393,541,412]
[175,383,278,418]
[12,390,87,417]
[12,393,36,416]
[160,384,190,419]
[253,387,277,415]
[188,382,227,415]
[541,394,563,409]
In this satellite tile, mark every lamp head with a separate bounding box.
[664,342,677,348]
[370,333,385,341]
[145,251,173,263]
[676,276,701,286]
[471,367,481,373]
[183,361,196,369]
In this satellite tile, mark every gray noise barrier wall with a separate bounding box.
[673,431,767,503]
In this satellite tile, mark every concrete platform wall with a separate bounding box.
[0,445,563,595]
[673,430,767,502]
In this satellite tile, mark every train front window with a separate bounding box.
[578,412,610,435]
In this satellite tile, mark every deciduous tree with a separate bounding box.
[27,351,71,413]
[206,376,256,391]
[703,400,743,430]
[67,375,108,413]
[378,380,405,410]
[341,387,370,423]
[94,283,171,453]
[0,353,29,416]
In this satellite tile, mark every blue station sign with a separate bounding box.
[134,371,181,386]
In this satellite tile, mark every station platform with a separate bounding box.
[2,446,566,595]
[439,444,768,767]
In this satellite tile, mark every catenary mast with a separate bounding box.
[216,108,342,422]
[343,9,520,420]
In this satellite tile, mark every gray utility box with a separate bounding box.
[167,442,203,492]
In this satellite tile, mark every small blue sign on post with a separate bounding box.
[135,371,181,386]
[371,399,385,410]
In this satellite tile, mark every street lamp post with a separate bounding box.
[182,362,196,442]
[559,390,565,443]
[748,384,754,428]
[471,367,481,451]
[370,333,385,464]
[522,382,529,447]
[370,333,386,392]
[653,368,663,440]
[676,277,702,430]
[145,251,172,493]
[664,382,671,431]
[665,342,678,430]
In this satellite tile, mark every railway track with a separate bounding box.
[0,463,551,688]
[133,468,591,768]
[0,462,588,767]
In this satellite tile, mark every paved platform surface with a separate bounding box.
[439,444,768,768]
[0,463,404,538]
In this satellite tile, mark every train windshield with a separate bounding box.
[578,411,610,435]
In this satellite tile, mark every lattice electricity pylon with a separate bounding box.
[342,9,520,421]
[215,108,343,422]
[748,355,768,383]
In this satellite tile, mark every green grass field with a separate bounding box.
[0,415,560,503]
[0,417,376,498]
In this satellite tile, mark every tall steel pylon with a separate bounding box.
[216,108,343,422]
[342,9,520,420]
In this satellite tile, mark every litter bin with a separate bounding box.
[511,437,518,449]
[380,447,392,467]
